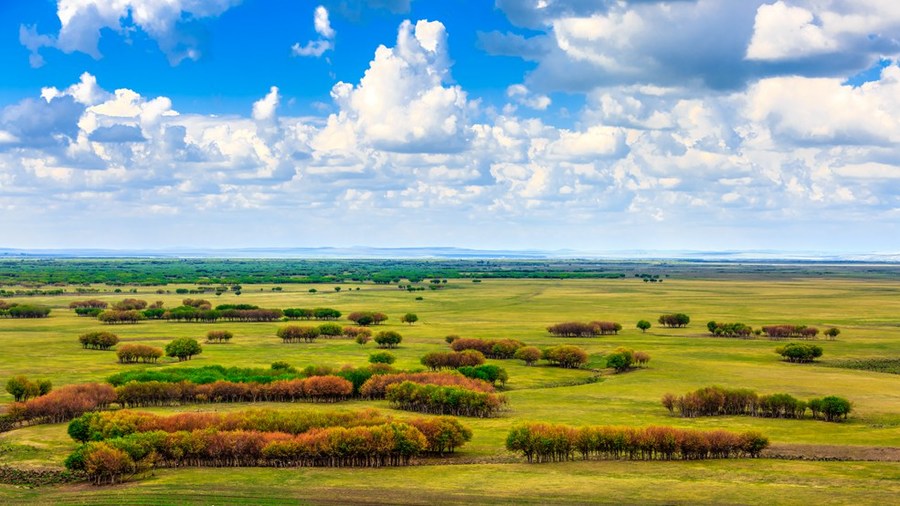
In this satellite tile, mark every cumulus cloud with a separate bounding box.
[3,16,900,250]
[19,0,241,65]
[316,19,471,153]
[489,0,900,91]
[293,6,336,58]
[506,84,551,110]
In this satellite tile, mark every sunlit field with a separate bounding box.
[2,274,899,504]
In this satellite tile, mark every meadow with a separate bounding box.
[1,271,899,504]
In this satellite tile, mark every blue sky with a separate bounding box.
[0,0,898,252]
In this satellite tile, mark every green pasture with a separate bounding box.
[1,276,899,503]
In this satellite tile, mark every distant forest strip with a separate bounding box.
[0,258,897,286]
[0,258,631,285]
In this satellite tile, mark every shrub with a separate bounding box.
[79,332,120,350]
[633,351,651,367]
[542,345,588,369]
[514,346,542,366]
[775,342,823,363]
[374,331,402,349]
[117,344,163,364]
[165,338,202,361]
[206,330,233,343]
[444,335,460,344]
[369,352,396,365]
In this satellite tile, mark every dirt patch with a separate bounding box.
[763,443,900,462]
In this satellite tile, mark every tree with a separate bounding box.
[658,313,690,328]
[824,327,841,340]
[355,334,371,346]
[206,330,234,343]
[374,330,402,349]
[369,352,396,365]
[514,346,542,366]
[165,337,203,361]
[542,345,588,369]
[401,313,419,325]
[815,396,852,422]
[637,320,651,333]
[775,342,823,363]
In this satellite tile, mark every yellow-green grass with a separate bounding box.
[1,277,899,503]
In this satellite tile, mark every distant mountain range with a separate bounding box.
[0,247,898,262]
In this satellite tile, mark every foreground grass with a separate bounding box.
[1,276,899,503]
[2,460,898,505]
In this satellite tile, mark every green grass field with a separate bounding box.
[1,276,899,504]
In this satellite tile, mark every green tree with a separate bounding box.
[165,337,203,361]
[636,320,651,333]
[401,313,419,325]
[374,330,402,349]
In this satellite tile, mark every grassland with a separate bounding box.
[1,275,899,504]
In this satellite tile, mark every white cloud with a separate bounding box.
[506,84,551,110]
[293,5,336,58]
[746,1,837,60]
[19,0,241,65]
[252,87,281,122]
[316,19,471,153]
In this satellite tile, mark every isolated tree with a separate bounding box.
[401,313,419,325]
[637,320,651,333]
[824,327,841,340]
[165,337,203,361]
[355,333,371,346]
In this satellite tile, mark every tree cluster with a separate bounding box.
[449,338,526,359]
[546,321,621,337]
[605,348,651,372]
[78,332,120,350]
[374,331,402,348]
[116,344,163,364]
[165,338,202,361]
[358,372,494,399]
[0,301,51,318]
[762,325,820,339]
[542,345,589,369]
[706,321,754,338]
[506,423,768,463]
[112,299,147,311]
[457,365,508,386]
[5,375,52,402]
[385,381,507,417]
[513,346,542,366]
[206,330,233,343]
[67,423,429,484]
[6,383,116,425]
[658,313,690,328]
[421,350,486,370]
[98,310,145,324]
[346,311,388,326]
[161,307,283,322]
[277,325,322,343]
[115,376,354,407]
[776,342,823,363]
[661,386,851,421]
[69,300,108,309]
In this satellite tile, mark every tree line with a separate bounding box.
[546,321,622,337]
[661,386,852,421]
[385,381,507,417]
[0,301,51,318]
[505,423,769,463]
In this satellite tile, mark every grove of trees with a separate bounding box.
[658,313,690,328]
[661,386,851,422]
[78,332,120,350]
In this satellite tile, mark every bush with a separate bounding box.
[369,352,396,365]
[514,346,542,366]
[775,342,823,363]
[605,348,634,372]
[374,331,402,349]
[542,345,588,369]
[79,332,120,350]
[206,330,233,343]
[117,344,163,364]
[165,338,202,361]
